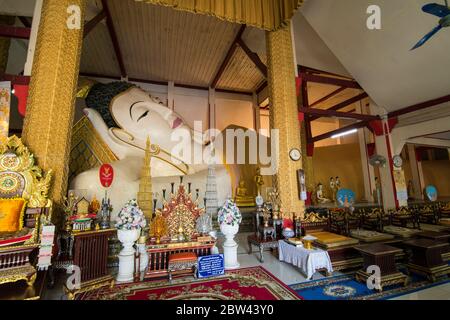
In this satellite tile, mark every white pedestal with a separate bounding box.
[117,229,140,283]
[220,224,240,270]
[137,243,149,281]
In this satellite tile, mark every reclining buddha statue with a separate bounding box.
[70,82,235,218]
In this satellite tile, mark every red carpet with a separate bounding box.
[77,267,301,300]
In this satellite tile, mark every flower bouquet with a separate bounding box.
[217,199,242,226]
[115,199,147,230]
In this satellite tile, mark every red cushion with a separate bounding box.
[169,252,197,263]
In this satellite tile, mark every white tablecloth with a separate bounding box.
[278,240,333,280]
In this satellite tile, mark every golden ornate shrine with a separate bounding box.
[157,185,204,240]
[0,136,53,287]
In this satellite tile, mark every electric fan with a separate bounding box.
[412,0,450,50]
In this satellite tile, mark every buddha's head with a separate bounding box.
[85,82,191,151]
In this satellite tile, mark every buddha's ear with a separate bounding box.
[84,108,109,135]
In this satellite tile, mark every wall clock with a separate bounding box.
[393,155,403,168]
[289,148,301,161]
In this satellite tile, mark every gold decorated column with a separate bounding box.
[266,23,305,218]
[22,0,86,209]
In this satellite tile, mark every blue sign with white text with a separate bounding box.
[198,254,225,279]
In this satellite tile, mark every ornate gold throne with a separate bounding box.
[155,184,204,241]
[0,136,52,286]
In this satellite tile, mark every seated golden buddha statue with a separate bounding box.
[235,179,255,207]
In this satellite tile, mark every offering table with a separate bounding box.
[355,243,408,291]
[278,240,333,280]
[417,231,450,261]
[403,239,450,282]
[145,240,215,279]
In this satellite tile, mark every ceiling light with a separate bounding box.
[331,129,357,139]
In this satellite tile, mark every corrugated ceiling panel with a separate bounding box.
[107,0,241,87]
[80,22,121,77]
[217,46,265,92]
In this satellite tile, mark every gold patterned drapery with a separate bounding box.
[135,0,303,30]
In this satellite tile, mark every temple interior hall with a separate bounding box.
[0,0,449,302]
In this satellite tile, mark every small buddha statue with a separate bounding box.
[254,167,264,196]
[89,195,101,215]
[235,179,255,207]
[316,183,332,204]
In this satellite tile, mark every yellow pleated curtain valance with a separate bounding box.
[135,0,304,31]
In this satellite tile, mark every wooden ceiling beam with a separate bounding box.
[299,107,380,121]
[210,24,246,89]
[101,0,127,78]
[237,38,267,78]
[79,72,253,96]
[0,26,30,39]
[0,73,30,85]
[84,10,106,38]
[299,72,362,89]
[388,94,450,118]
[309,92,369,121]
[311,120,369,143]
[18,16,32,28]
[297,65,354,80]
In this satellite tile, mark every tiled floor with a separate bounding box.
[43,232,449,300]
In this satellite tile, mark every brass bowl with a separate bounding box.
[303,239,313,250]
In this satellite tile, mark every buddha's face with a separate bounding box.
[110,87,190,144]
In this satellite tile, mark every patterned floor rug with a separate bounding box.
[77,267,301,300]
[290,271,450,300]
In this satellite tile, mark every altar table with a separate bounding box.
[354,243,408,291]
[403,239,450,282]
[278,240,333,280]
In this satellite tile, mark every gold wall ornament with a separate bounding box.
[266,23,305,218]
[0,136,53,209]
[21,0,87,211]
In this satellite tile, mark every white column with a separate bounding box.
[357,103,375,202]
[253,93,260,131]
[24,0,43,76]
[208,88,216,131]
[407,144,424,200]
[358,128,375,202]
[167,81,175,111]
[374,119,397,210]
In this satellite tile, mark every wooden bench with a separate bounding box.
[168,252,198,282]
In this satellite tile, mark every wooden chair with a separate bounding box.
[0,136,53,287]
[413,204,439,225]
[389,207,420,229]
[329,208,360,236]
[360,208,388,232]
[439,202,450,219]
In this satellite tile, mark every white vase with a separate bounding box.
[117,228,140,283]
[220,223,240,270]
